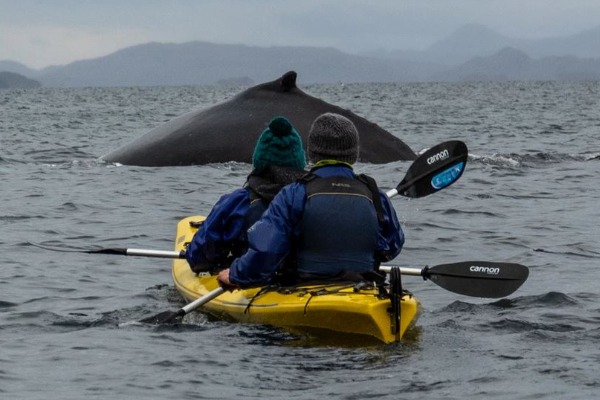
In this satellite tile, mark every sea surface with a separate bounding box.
[1,81,599,399]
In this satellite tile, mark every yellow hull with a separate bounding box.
[172,216,420,344]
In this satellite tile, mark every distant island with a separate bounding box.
[0,71,41,89]
[1,24,599,87]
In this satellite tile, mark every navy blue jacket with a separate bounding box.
[229,165,404,287]
[185,188,251,271]
[185,166,306,272]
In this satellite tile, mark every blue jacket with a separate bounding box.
[229,165,404,287]
[185,166,307,272]
[185,188,251,271]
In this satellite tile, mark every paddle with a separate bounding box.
[140,260,528,325]
[380,261,529,298]
[141,260,527,324]
[31,139,469,259]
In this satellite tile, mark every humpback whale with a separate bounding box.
[102,71,417,166]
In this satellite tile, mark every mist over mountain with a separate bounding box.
[431,47,600,81]
[423,24,525,65]
[2,24,599,87]
[523,25,600,59]
[372,24,600,64]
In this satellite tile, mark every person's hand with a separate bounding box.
[217,268,239,291]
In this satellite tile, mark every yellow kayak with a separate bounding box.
[171,216,420,344]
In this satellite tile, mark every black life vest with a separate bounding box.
[294,172,384,280]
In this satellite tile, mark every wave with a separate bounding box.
[534,245,600,259]
[432,291,600,337]
[468,151,596,168]
[491,291,580,308]
[439,291,588,313]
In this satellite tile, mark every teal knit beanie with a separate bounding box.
[252,116,306,170]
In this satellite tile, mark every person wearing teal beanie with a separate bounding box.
[185,116,307,273]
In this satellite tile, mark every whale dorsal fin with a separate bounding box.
[280,71,297,92]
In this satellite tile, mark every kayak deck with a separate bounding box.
[172,216,420,344]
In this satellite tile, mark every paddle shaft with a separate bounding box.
[181,286,225,314]
[380,265,422,276]
[115,248,183,258]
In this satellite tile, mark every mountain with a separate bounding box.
[382,23,600,66]
[36,41,440,87]
[0,60,40,77]
[2,24,600,87]
[0,71,42,89]
[431,47,600,81]
[525,26,600,59]
[424,24,526,65]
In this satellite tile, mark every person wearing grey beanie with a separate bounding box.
[218,112,404,289]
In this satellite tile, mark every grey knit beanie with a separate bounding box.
[308,113,359,164]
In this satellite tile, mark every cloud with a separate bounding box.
[0,24,152,69]
[2,0,600,69]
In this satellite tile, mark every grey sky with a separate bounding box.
[1,0,599,69]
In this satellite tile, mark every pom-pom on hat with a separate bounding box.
[252,116,306,170]
[308,113,359,164]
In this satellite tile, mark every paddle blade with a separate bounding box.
[396,140,468,198]
[425,261,529,298]
[140,287,225,325]
[87,248,128,255]
[140,309,185,325]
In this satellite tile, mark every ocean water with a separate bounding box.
[1,81,599,399]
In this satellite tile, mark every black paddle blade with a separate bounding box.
[87,248,128,255]
[396,140,468,198]
[425,261,529,298]
[139,309,185,325]
[139,287,226,325]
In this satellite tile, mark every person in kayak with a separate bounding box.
[185,116,307,273]
[217,112,404,288]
